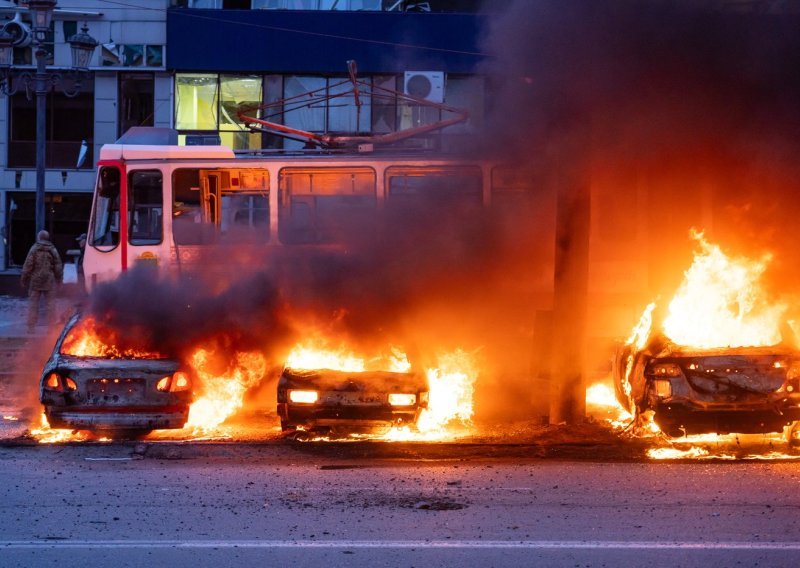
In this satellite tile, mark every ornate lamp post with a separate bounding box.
[0,1,97,235]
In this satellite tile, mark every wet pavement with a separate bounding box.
[0,293,78,338]
[2,442,800,567]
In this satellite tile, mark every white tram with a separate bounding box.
[84,129,546,291]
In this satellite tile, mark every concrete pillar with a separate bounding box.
[549,125,591,425]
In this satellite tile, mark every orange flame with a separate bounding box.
[387,350,478,441]
[30,413,90,444]
[628,302,655,351]
[61,317,163,359]
[647,431,800,460]
[662,232,785,348]
[621,232,800,459]
[585,382,632,429]
[284,341,478,441]
[286,343,365,372]
[285,341,411,373]
[183,348,267,433]
[417,350,477,433]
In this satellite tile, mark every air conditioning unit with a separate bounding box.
[404,71,444,103]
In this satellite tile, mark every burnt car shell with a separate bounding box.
[614,333,800,436]
[277,367,428,433]
[39,313,191,432]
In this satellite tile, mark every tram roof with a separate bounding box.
[98,144,482,166]
[99,144,237,162]
[104,127,479,165]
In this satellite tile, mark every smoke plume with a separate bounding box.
[76,1,800,425]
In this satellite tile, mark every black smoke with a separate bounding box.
[84,2,800,423]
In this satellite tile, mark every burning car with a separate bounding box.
[277,367,428,434]
[613,234,800,438]
[613,330,800,437]
[39,313,193,434]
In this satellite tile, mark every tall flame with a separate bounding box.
[386,350,478,441]
[585,382,632,429]
[620,232,800,459]
[662,233,785,348]
[184,348,267,433]
[286,343,366,372]
[628,302,655,351]
[61,317,163,359]
[417,350,477,433]
[285,342,411,373]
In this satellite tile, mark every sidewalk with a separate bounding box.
[0,294,79,338]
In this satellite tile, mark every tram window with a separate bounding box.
[278,167,376,244]
[220,193,269,239]
[386,167,483,209]
[173,168,270,244]
[129,170,163,245]
[172,168,205,245]
[90,166,121,251]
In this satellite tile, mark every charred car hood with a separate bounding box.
[49,354,179,376]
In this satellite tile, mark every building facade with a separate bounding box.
[0,0,488,271]
[0,0,170,269]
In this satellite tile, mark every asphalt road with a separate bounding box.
[1,442,799,567]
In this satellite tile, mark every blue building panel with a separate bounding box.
[166,9,487,74]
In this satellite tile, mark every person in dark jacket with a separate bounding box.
[20,230,63,332]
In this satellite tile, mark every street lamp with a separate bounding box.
[0,1,97,235]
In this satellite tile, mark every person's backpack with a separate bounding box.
[34,246,55,273]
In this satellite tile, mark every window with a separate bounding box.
[119,73,155,138]
[173,168,269,244]
[371,75,398,133]
[219,76,263,150]
[328,78,370,133]
[386,166,483,207]
[278,167,376,244]
[220,170,269,239]
[176,74,218,130]
[443,75,484,134]
[102,44,160,67]
[8,76,94,169]
[129,170,163,245]
[173,168,206,245]
[491,164,544,224]
[175,74,262,150]
[282,76,371,150]
[90,167,122,251]
[283,76,325,146]
[174,71,485,151]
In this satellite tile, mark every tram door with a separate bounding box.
[201,171,222,224]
